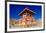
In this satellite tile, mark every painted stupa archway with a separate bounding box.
[18,8,36,27]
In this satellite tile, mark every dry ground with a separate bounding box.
[9,20,42,28]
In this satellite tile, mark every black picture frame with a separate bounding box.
[5,1,45,33]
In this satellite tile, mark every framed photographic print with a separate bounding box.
[6,1,45,32]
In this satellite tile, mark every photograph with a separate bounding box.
[7,2,45,32]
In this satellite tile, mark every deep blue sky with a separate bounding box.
[10,4,42,20]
